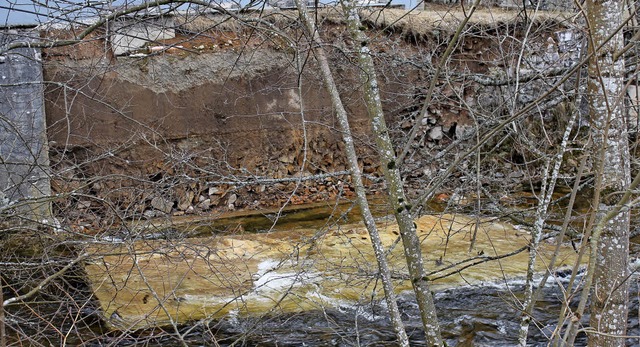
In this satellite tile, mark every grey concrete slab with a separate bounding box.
[0,30,52,223]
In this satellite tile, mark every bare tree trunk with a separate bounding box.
[294,2,410,346]
[586,0,630,344]
[518,107,577,346]
[340,3,444,346]
[556,0,632,345]
[0,276,5,347]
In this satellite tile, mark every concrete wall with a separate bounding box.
[0,30,52,223]
[110,16,176,55]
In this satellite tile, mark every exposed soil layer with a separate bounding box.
[41,8,574,231]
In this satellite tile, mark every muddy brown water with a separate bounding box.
[84,194,585,329]
[8,198,640,346]
[81,271,640,346]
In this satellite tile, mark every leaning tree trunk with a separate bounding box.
[294,1,410,346]
[586,0,630,345]
[340,2,444,346]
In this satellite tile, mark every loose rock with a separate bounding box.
[151,196,173,214]
[429,126,443,141]
[177,190,194,211]
[198,199,211,209]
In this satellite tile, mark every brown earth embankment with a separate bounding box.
[41,8,575,229]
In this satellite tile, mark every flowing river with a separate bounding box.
[91,271,640,346]
[72,199,640,346]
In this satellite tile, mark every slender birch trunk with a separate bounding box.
[293,2,410,346]
[339,3,444,346]
[517,109,577,346]
[0,276,5,347]
[585,0,630,345]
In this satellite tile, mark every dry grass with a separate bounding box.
[359,7,575,33]
[175,6,577,36]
